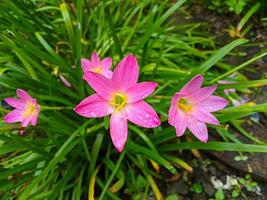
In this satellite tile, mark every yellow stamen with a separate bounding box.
[110,93,128,112]
[93,67,102,74]
[22,103,35,117]
[177,98,193,113]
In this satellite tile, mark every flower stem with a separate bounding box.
[98,150,126,200]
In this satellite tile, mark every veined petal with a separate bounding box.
[175,124,187,137]
[81,58,91,72]
[101,57,112,70]
[4,109,22,123]
[91,51,101,66]
[168,105,187,137]
[16,89,33,102]
[110,112,128,152]
[74,93,113,118]
[83,72,114,99]
[198,95,228,112]
[5,98,27,110]
[168,104,187,126]
[126,101,160,128]
[187,85,217,103]
[193,108,219,125]
[112,54,139,90]
[180,74,203,94]
[126,82,158,103]
[187,118,208,142]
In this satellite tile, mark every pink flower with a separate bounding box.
[168,75,228,142]
[74,54,161,152]
[4,89,40,127]
[81,51,113,79]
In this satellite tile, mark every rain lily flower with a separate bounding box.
[81,51,113,79]
[74,54,161,152]
[4,89,40,127]
[168,75,228,142]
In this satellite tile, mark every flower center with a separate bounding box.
[93,67,102,74]
[110,93,128,112]
[177,98,193,113]
[22,103,35,117]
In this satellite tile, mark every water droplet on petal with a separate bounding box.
[90,112,96,117]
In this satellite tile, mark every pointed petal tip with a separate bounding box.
[125,54,137,62]
[181,74,204,95]
[202,138,208,143]
[151,82,158,87]
[115,145,125,153]
[191,74,203,81]
[175,125,186,137]
[16,89,33,102]
[16,88,25,93]
[221,98,229,109]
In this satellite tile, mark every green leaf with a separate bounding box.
[178,38,248,89]
[215,189,224,200]
[160,141,267,153]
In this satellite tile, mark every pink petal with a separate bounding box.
[101,57,112,70]
[126,82,158,103]
[175,125,187,137]
[31,112,39,126]
[74,93,113,118]
[168,105,187,137]
[112,54,139,90]
[198,95,228,112]
[4,109,22,123]
[16,89,33,102]
[168,105,187,136]
[21,116,32,127]
[83,72,114,100]
[102,70,113,79]
[126,101,160,128]
[31,104,40,126]
[193,108,220,125]
[187,85,217,103]
[187,118,208,142]
[81,58,91,72]
[5,98,27,110]
[91,51,101,66]
[110,112,128,152]
[180,74,203,95]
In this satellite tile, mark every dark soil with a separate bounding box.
[162,155,266,200]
